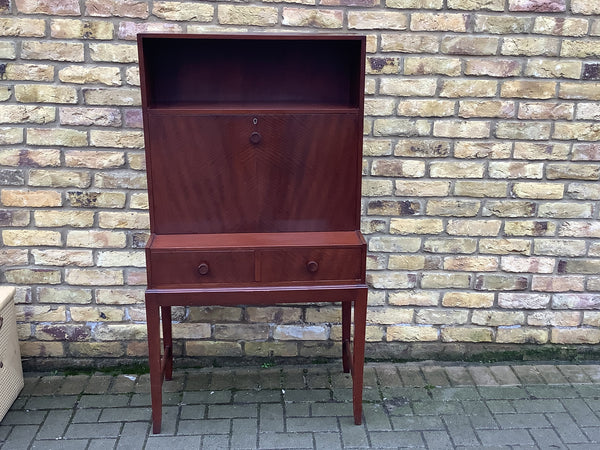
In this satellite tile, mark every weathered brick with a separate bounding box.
[518,103,573,120]
[482,200,536,217]
[509,0,566,12]
[441,36,499,55]
[349,11,408,30]
[69,342,125,357]
[117,21,182,40]
[368,272,417,289]
[558,221,600,238]
[1,189,61,207]
[433,120,491,138]
[472,310,524,326]
[551,328,600,344]
[368,199,421,215]
[0,210,29,227]
[68,191,126,208]
[27,128,87,147]
[394,139,450,158]
[0,105,55,124]
[95,289,144,306]
[474,274,528,290]
[532,275,585,292]
[84,88,141,105]
[365,98,396,114]
[496,328,548,344]
[93,323,146,340]
[371,160,425,177]
[440,79,497,97]
[245,342,298,357]
[51,18,114,39]
[85,0,150,18]
[559,82,600,100]
[218,5,278,26]
[397,99,455,117]
[454,141,512,159]
[571,0,600,14]
[488,162,543,179]
[479,238,531,255]
[273,325,328,340]
[577,103,600,120]
[416,308,468,325]
[534,239,586,257]
[22,41,84,61]
[501,255,555,273]
[90,130,144,148]
[511,183,564,199]
[94,171,146,189]
[553,122,600,141]
[29,169,91,188]
[501,80,556,99]
[561,40,600,58]
[66,269,124,286]
[474,15,531,34]
[0,128,24,145]
[453,181,507,198]
[130,193,148,209]
[554,293,600,309]
[34,211,94,228]
[32,249,93,267]
[430,161,485,178]
[426,199,480,217]
[404,57,461,76]
[527,311,581,327]
[387,325,438,342]
[389,291,439,306]
[89,43,138,63]
[38,287,92,304]
[369,236,421,252]
[498,293,550,309]
[0,18,46,37]
[421,273,471,288]
[153,2,214,21]
[362,179,394,197]
[186,341,242,357]
[459,100,515,118]
[59,66,121,86]
[584,312,600,327]
[423,238,477,254]
[514,142,569,160]
[390,218,444,235]
[67,230,127,248]
[443,292,494,308]
[411,13,468,32]
[65,150,125,169]
[441,327,493,342]
[525,59,581,79]
[496,121,552,140]
[0,42,15,59]
[388,254,435,270]
[465,58,522,77]
[446,219,501,236]
[502,37,560,56]
[395,180,450,197]
[5,268,61,284]
[448,0,504,11]
[249,306,303,323]
[16,0,80,15]
[97,250,145,268]
[4,64,55,81]
[15,85,77,104]
[17,305,67,323]
[0,249,29,266]
[381,34,439,53]
[538,202,593,219]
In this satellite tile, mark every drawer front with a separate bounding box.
[259,248,362,282]
[149,250,255,286]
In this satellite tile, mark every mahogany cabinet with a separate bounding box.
[138,34,367,433]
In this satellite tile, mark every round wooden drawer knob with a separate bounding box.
[306,261,319,273]
[250,132,261,144]
[197,263,210,275]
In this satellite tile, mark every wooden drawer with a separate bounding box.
[149,250,255,286]
[258,248,362,282]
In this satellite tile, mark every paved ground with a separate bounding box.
[0,361,599,449]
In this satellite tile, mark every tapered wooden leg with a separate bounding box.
[146,297,163,434]
[161,306,173,381]
[342,301,352,373]
[352,289,367,425]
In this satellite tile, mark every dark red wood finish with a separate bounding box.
[139,34,367,433]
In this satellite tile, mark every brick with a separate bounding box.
[441,327,493,342]
[84,88,141,105]
[497,328,548,344]
[443,292,494,308]
[153,2,214,21]
[97,250,145,267]
[496,121,551,140]
[381,34,439,53]
[388,255,429,270]
[553,122,600,141]
[348,11,408,30]
[389,291,439,306]
[367,307,414,324]
[0,128,24,144]
[66,269,124,286]
[38,287,92,304]
[364,139,392,156]
[538,202,593,218]
[15,85,77,104]
[423,238,477,254]
[5,268,61,284]
[65,150,125,168]
[430,161,485,178]
[421,273,471,288]
[387,325,438,342]
[381,78,438,97]
[218,5,278,26]
[4,64,55,81]
[22,41,84,61]
[365,98,396,114]
[454,141,511,159]
[583,312,600,326]
[442,36,499,55]
[390,218,444,235]
[130,193,148,209]
[94,171,146,189]
[558,221,600,238]
[498,293,550,309]
[69,306,125,322]
[560,259,600,275]
[16,0,80,15]
[95,288,143,305]
[525,59,581,79]
[502,37,560,56]
[117,21,182,40]
[34,211,94,228]
[85,0,150,18]
[448,0,504,10]
[20,341,64,357]
[27,128,87,147]
[51,18,114,39]
[440,79,497,97]
[59,66,121,86]
[0,42,15,59]
[501,80,556,99]
[577,103,600,120]
[0,249,28,266]
[404,57,461,76]
[273,325,328,340]
[32,249,93,267]
[17,305,67,323]
[511,183,564,199]
[397,99,455,117]
[69,342,124,357]
[367,272,417,289]
[532,276,584,292]
[527,311,581,327]
[387,0,443,7]
[534,239,586,257]
[416,309,468,325]
[411,13,468,32]
[67,230,127,248]
[475,274,528,290]
[488,162,543,179]
[2,189,62,207]
[459,100,515,118]
[29,170,91,188]
[572,0,600,14]
[0,18,46,37]
[90,130,144,148]
[554,293,600,309]
[371,160,425,177]
[249,306,303,323]
[426,199,480,217]
[444,256,498,271]
[501,256,555,273]
[394,139,450,158]
[472,310,524,326]
[90,43,138,64]
[482,200,535,217]
[551,328,600,344]
[561,40,600,58]
[0,210,29,227]
[447,219,501,236]
[518,103,573,120]
[559,82,600,100]
[186,341,243,357]
[0,105,55,124]
[0,149,61,167]
[395,180,450,196]
[509,0,566,11]
[93,323,146,340]
[465,58,522,77]
[68,191,126,208]
[479,239,531,255]
[454,181,507,198]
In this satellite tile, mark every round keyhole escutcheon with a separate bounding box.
[198,263,209,275]
[306,261,319,273]
[250,132,261,144]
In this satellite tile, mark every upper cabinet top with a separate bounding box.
[137,34,366,111]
